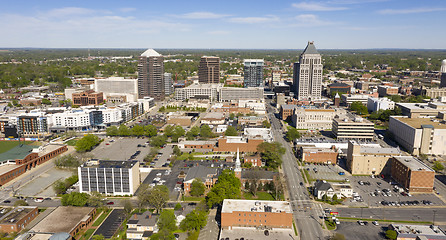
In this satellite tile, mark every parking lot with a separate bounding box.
[335,221,386,240]
[91,137,153,162]
[347,176,444,207]
[140,168,181,200]
[17,167,73,197]
[304,163,348,182]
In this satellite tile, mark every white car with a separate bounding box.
[372,221,379,226]
[335,219,340,224]
[34,198,44,203]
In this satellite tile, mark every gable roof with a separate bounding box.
[314,180,332,191]
[184,165,218,182]
[302,41,319,55]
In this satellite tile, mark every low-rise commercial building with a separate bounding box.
[396,102,446,118]
[78,160,140,196]
[388,224,446,240]
[72,90,104,106]
[389,116,446,155]
[175,82,221,101]
[215,137,263,153]
[332,114,374,140]
[327,82,351,95]
[221,199,293,230]
[313,180,353,199]
[341,94,370,106]
[200,112,225,125]
[346,140,400,175]
[378,85,399,97]
[166,115,192,127]
[391,156,435,193]
[0,207,38,233]
[367,97,395,112]
[243,128,273,142]
[177,140,216,150]
[299,146,338,164]
[238,115,267,127]
[31,206,96,238]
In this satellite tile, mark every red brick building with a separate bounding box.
[221,199,292,230]
[391,156,435,193]
[244,154,264,167]
[72,90,104,106]
[279,104,297,120]
[215,137,263,153]
[299,146,338,164]
[0,207,38,233]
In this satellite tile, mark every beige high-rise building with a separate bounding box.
[346,140,400,175]
[199,56,220,84]
[293,41,323,100]
[138,49,164,100]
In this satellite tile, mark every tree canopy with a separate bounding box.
[137,184,169,213]
[285,126,301,142]
[75,134,101,152]
[190,178,206,197]
[224,126,238,136]
[206,169,241,208]
[180,210,207,231]
[61,192,89,206]
[349,101,368,115]
[257,142,285,170]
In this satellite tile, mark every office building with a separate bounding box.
[72,90,104,106]
[439,59,446,88]
[280,104,298,121]
[346,140,400,175]
[421,87,446,98]
[243,59,264,87]
[79,160,140,196]
[164,73,173,96]
[341,94,370,106]
[214,136,264,153]
[391,156,435,193]
[332,114,374,140]
[299,146,338,164]
[389,116,446,155]
[175,82,221,101]
[293,41,323,100]
[198,56,220,84]
[367,97,395,112]
[396,102,446,118]
[94,77,138,102]
[138,49,164,100]
[291,108,343,130]
[377,85,399,97]
[219,87,264,102]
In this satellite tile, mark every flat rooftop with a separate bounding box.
[391,224,446,238]
[0,164,22,176]
[393,156,434,172]
[359,147,400,155]
[222,199,292,214]
[0,206,37,224]
[392,116,446,129]
[82,160,138,169]
[220,227,295,240]
[32,206,94,233]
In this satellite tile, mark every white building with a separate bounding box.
[313,180,353,199]
[175,82,221,101]
[291,108,344,130]
[367,97,395,112]
[164,73,173,96]
[79,160,140,196]
[219,87,264,102]
[341,94,370,106]
[293,41,323,100]
[50,110,91,131]
[95,77,138,102]
[243,128,273,142]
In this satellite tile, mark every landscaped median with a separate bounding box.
[337,216,432,225]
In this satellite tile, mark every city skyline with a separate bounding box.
[1,0,446,49]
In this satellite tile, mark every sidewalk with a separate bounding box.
[198,209,219,240]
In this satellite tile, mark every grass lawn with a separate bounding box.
[325,220,336,230]
[243,191,278,200]
[65,139,78,146]
[183,196,205,202]
[82,229,95,240]
[0,141,33,154]
[92,209,112,227]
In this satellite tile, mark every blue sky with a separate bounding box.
[1,0,445,49]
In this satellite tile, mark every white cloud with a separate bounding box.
[45,7,97,18]
[119,7,137,13]
[293,14,337,26]
[378,7,446,14]
[228,15,279,24]
[179,11,230,19]
[207,30,230,35]
[292,2,347,11]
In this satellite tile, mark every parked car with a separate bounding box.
[107,201,114,205]
[3,200,11,203]
[338,172,345,175]
[34,198,44,203]
[372,221,379,226]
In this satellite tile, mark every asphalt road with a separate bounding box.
[267,100,325,240]
[337,207,446,224]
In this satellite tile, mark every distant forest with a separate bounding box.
[0,48,445,90]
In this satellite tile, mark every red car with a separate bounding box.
[107,201,114,205]
[106,143,110,145]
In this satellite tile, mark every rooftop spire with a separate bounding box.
[302,41,319,55]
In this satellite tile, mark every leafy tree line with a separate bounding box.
[257,142,285,170]
[206,170,241,208]
[55,154,83,168]
[53,175,78,195]
[159,105,207,112]
[106,124,157,137]
[186,125,215,140]
[75,134,101,152]
[368,107,402,122]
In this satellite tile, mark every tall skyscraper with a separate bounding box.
[293,41,323,100]
[243,59,264,88]
[440,59,446,88]
[164,72,173,96]
[137,49,164,100]
[198,56,220,84]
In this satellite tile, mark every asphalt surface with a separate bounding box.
[94,209,126,238]
[335,221,386,240]
[267,100,325,240]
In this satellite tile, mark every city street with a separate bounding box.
[267,100,325,240]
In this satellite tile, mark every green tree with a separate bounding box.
[150,135,167,148]
[86,191,104,207]
[75,134,101,152]
[41,98,52,105]
[433,161,445,172]
[332,194,338,203]
[225,126,238,136]
[262,120,271,128]
[257,142,285,170]
[92,235,105,240]
[172,126,186,142]
[106,126,119,136]
[229,113,235,120]
[350,101,368,115]
[387,95,402,103]
[164,125,175,137]
[138,184,169,213]
[180,210,207,231]
[190,178,206,197]
[122,199,134,216]
[118,124,131,136]
[151,210,177,239]
[144,125,158,137]
[173,145,182,156]
[200,124,214,139]
[53,179,67,195]
[61,192,89,206]
[131,125,145,136]
[331,233,346,240]
[174,203,182,211]
[14,200,28,206]
[206,170,241,208]
[285,126,301,142]
[385,230,397,240]
[55,154,82,168]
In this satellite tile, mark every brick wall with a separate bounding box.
[221,211,292,229]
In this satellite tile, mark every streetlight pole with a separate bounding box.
[433,210,437,225]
